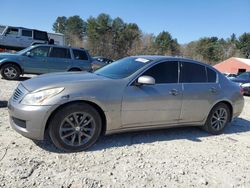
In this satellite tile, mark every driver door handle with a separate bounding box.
[209,87,217,93]
[169,89,179,96]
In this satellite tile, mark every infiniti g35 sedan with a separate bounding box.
[8,56,244,151]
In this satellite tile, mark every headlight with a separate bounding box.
[21,87,64,105]
[241,83,250,87]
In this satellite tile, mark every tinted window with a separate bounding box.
[143,61,178,83]
[207,67,217,82]
[95,57,151,79]
[33,30,48,41]
[73,49,88,60]
[6,28,18,35]
[22,30,32,37]
[49,47,71,59]
[29,46,49,57]
[180,62,206,83]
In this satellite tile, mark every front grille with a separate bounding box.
[12,88,23,102]
[12,84,27,103]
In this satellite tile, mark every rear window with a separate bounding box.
[180,62,207,83]
[73,49,88,60]
[22,30,32,37]
[207,67,217,82]
[49,47,71,59]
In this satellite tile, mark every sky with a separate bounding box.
[1,0,250,44]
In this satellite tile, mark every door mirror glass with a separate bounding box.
[137,76,155,85]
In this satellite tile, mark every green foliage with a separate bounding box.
[154,31,180,56]
[52,14,249,63]
[52,16,67,34]
[237,33,250,58]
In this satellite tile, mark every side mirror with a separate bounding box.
[136,75,155,86]
[26,51,31,57]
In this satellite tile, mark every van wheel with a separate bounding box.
[49,103,102,152]
[203,103,230,134]
[1,63,21,80]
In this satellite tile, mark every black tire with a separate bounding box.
[203,103,230,134]
[1,63,21,80]
[49,103,102,152]
[68,68,81,71]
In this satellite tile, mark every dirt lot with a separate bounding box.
[0,76,250,188]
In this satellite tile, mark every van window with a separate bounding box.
[6,28,18,36]
[22,30,32,37]
[49,47,71,59]
[29,46,50,57]
[180,62,207,83]
[73,49,88,60]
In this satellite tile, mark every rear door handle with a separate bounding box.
[169,89,179,96]
[209,87,217,93]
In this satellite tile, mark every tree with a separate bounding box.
[154,31,180,56]
[52,16,67,34]
[195,37,224,64]
[65,16,86,47]
[237,33,250,58]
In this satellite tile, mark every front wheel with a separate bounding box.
[1,64,21,80]
[203,103,230,134]
[49,103,102,152]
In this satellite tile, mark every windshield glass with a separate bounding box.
[236,72,250,79]
[16,46,34,55]
[94,57,152,79]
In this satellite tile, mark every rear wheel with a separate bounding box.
[203,103,230,134]
[49,103,102,152]
[1,63,21,80]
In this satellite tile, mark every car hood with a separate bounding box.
[0,53,18,59]
[21,72,110,92]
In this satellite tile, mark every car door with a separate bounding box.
[21,46,50,74]
[47,47,72,72]
[121,61,182,127]
[20,29,33,48]
[179,61,220,123]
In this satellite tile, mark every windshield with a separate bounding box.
[16,46,34,55]
[94,57,152,79]
[236,72,250,79]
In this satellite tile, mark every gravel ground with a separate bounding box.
[0,75,250,188]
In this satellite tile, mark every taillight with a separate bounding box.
[240,87,244,95]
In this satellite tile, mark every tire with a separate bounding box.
[1,63,21,80]
[68,68,81,71]
[49,103,102,152]
[203,103,230,134]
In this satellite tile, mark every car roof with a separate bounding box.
[131,55,202,63]
[32,44,86,51]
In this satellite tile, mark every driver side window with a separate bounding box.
[142,61,179,84]
[29,46,50,57]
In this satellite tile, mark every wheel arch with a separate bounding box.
[68,67,82,71]
[44,100,107,137]
[0,61,23,74]
[208,100,233,122]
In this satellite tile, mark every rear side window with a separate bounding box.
[73,49,88,60]
[180,62,206,83]
[22,30,32,37]
[143,61,178,83]
[207,67,217,82]
[49,47,71,59]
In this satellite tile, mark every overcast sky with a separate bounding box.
[1,0,250,44]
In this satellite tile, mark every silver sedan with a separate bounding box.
[8,56,244,151]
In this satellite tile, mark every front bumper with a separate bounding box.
[8,99,54,140]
